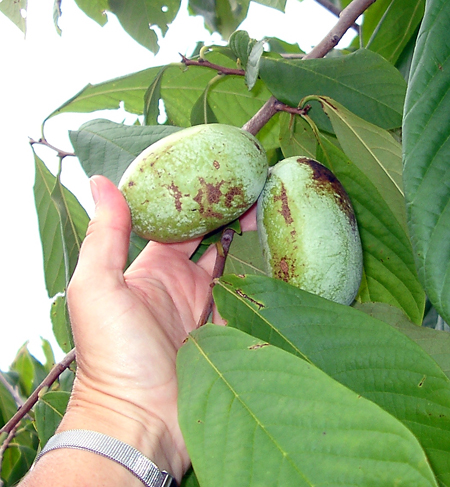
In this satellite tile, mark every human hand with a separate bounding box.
[58,175,256,482]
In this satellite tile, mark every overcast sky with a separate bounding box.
[0,0,354,370]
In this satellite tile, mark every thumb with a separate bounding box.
[70,175,132,291]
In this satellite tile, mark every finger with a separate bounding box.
[240,203,257,231]
[71,176,131,290]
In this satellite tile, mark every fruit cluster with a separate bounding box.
[119,124,363,305]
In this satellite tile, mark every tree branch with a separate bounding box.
[305,0,375,59]
[0,349,76,436]
[314,0,361,33]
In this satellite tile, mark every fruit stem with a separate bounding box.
[196,228,236,327]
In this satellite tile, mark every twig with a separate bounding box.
[29,137,76,159]
[0,349,76,436]
[180,54,245,76]
[242,98,310,136]
[314,0,361,33]
[197,228,236,327]
[0,422,20,478]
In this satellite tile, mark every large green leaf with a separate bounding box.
[213,274,450,485]
[259,49,407,130]
[108,0,181,53]
[316,134,425,324]
[178,323,438,487]
[361,0,425,64]
[33,152,89,297]
[355,302,450,380]
[69,119,181,185]
[35,391,70,446]
[45,66,163,120]
[403,0,450,325]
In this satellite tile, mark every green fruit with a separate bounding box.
[257,156,363,305]
[119,124,268,243]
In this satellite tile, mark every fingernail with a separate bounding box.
[90,177,100,206]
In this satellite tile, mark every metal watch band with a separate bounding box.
[34,429,177,487]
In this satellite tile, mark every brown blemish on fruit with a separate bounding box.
[128,180,135,187]
[273,183,293,225]
[225,186,246,208]
[298,157,356,226]
[193,185,223,219]
[197,177,224,204]
[272,255,297,283]
[213,160,220,169]
[166,182,182,212]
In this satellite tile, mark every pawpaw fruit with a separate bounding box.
[119,124,268,243]
[257,156,363,305]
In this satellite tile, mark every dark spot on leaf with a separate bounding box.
[248,343,269,350]
[418,376,426,387]
[235,289,265,309]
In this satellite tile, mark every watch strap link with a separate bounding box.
[34,430,177,487]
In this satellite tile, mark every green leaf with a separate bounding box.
[180,467,200,487]
[279,112,317,159]
[178,323,438,487]
[10,346,47,398]
[69,119,181,185]
[0,0,27,34]
[190,77,220,126]
[40,338,56,373]
[35,391,70,446]
[213,274,450,485]
[33,152,89,297]
[45,66,163,120]
[253,0,286,11]
[189,0,250,40]
[403,0,450,325]
[355,302,450,380]
[0,374,18,427]
[144,67,168,125]
[50,295,74,353]
[315,132,425,324]
[53,0,62,35]
[108,0,181,53]
[74,0,108,26]
[259,48,407,130]
[1,442,36,487]
[245,39,264,91]
[362,0,425,64]
[224,231,266,276]
[229,30,252,65]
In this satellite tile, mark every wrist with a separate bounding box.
[58,381,186,482]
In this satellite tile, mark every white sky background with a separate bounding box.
[0,0,355,370]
